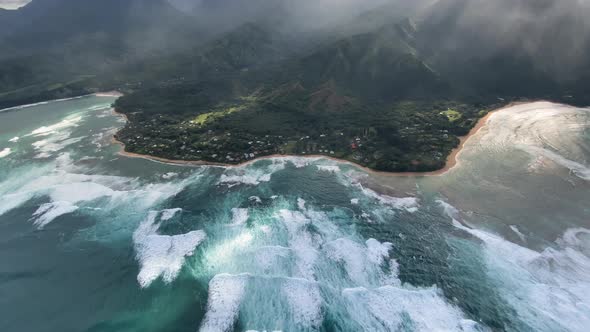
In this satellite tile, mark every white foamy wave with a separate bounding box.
[297,198,306,211]
[325,238,371,285]
[2,159,191,223]
[200,273,248,332]
[32,134,84,158]
[517,145,590,181]
[91,127,118,150]
[510,225,526,242]
[249,196,262,204]
[0,95,89,113]
[278,210,318,280]
[558,228,590,249]
[282,278,323,328]
[365,238,393,266]
[437,200,461,221]
[441,200,590,332]
[49,181,117,203]
[469,228,590,331]
[87,104,112,111]
[342,285,484,332]
[29,115,83,136]
[325,237,394,286]
[254,246,291,270]
[360,186,419,212]
[231,208,249,226]
[134,211,206,288]
[0,193,31,216]
[8,137,19,143]
[317,165,340,173]
[281,156,321,168]
[162,172,178,180]
[205,231,255,265]
[218,173,267,186]
[0,148,12,158]
[31,201,78,228]
[259,225,272,234]
[51,165,188,207]
[218,160,286,187]
[161,208,182,221]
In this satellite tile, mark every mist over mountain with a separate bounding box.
[0,0,201,57]
[2,2,590,330]
[419,0,590,81]
[1,0,589,110]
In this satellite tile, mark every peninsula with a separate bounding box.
[113,94,502,173]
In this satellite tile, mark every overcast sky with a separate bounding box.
[0,0,30,9]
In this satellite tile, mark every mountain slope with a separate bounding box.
[417,0,590,96]
[295,20,445,102]
[0,0,205,108]
[0,0,199,58]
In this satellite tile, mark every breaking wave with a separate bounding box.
[0,147,12,158]
[193,196,490,332]
[1,96,589,331]
[134,210,206,288]
[441,200,590,332]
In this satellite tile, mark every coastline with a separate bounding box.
[109,101,528,177]
[95,91,124,97]
[0,91,123,113]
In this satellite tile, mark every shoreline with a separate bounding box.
[109,101,529,177]
[0,90,123,113]
[95,91,124,97]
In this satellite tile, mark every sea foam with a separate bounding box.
[278,209,318,280]
[200,274,248,332]
[440,200,590,332]
[134,211,206,288]
[342,285,483,332]
[360,185,419,212]
[518,145,590,181]
[282,278,323,328]
[0,148,12,158]
[31,201,78,228]
[231,208,249,226]
[161,208,182,221]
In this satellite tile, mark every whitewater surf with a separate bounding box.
[0,96,589,332]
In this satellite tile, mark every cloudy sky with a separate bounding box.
[0,0,30,9]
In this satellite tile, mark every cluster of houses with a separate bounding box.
[121,112,457,167]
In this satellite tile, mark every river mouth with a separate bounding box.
[0,96,589,332]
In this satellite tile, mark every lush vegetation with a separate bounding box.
[116,90,493,172]
[2,0,589,172]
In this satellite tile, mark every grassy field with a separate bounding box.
[441,109,462,122]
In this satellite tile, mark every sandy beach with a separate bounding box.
[109,100,528,177]
[95,91,124,97]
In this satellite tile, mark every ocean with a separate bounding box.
[0,95,589,332]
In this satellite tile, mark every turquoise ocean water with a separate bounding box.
[0,96,589,332]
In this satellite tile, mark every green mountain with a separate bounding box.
[293,20,445,103]
[2,0,590,171]
[0,0,203,108]
[0,0,198,57]
[113,19,489,172]
[417,0,590,97]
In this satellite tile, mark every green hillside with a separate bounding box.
[2,0,590,172]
